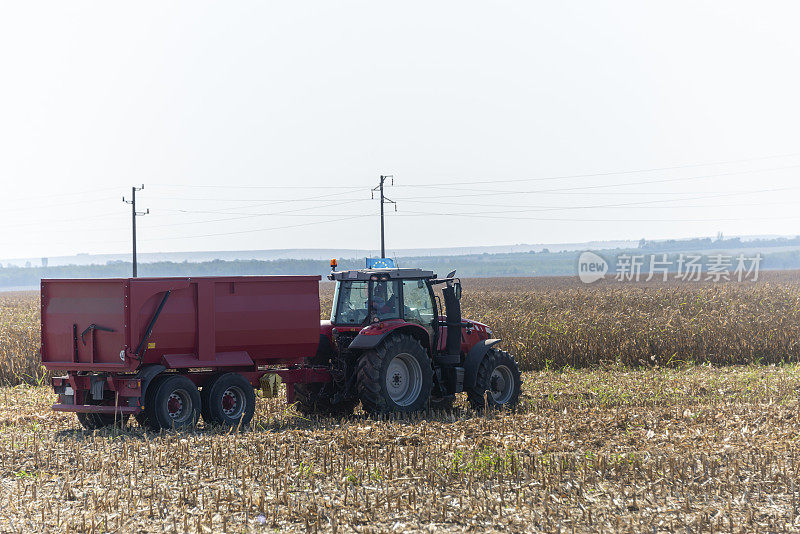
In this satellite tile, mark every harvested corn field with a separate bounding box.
[4,272,800,386]
[2,365,800,532]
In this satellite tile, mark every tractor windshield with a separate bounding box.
[331,279,402,324]
[331,281,370,325]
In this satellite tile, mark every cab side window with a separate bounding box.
[402,280,435,326]
[372,280,401,320]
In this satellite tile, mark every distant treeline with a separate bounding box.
[3,246,800,288]
[638,235,800,251]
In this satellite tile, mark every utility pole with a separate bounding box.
[372,175,395,258]
[122,185,149,277]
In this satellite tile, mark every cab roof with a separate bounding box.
[328,268,436,281]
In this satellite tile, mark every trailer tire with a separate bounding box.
[295,383,358,417]
[136,373,167,431]
[76,395,130,430]
[357,333,433,414]
[201,373,255,429]
[77,411,129,430]
[150,374,201,431]
[466,349,522,412]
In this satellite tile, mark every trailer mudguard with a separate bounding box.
[136,364,166,402]
[463,339,502,389]
[348,322,430,351]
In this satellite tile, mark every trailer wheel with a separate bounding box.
[77,411,129,430]
[200,373,255,428]
[135,374,168,431]
[150,374,201,431]
[357,333,433,414]
[76,396,130,430]
[295,383,358,417]
[466,349,522,411]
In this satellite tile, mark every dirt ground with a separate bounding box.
[2,365,800,532]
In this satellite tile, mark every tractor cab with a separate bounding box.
[329,267,438,325]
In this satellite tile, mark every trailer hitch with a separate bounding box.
[81,324,116,345]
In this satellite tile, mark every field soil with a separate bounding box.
[3,365,800,532]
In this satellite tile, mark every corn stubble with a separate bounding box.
[1,274,800,531]
[3,366,800,532]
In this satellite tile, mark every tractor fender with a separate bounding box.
[463,339,502,389]
[136,364,166,402]
[348,323,430,352]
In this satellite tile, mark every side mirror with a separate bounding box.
[454,281,462,300]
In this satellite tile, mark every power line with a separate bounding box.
[148,188,367,215]
[138,214,372,242]
[151,184,365,190]
[390,151,800,188]
[0,212,122,230]
[148,151,800,190]
[396,184,800,213]
[0,195,121,214]
[145,199,370,229]
[388,210,800,223]
[0,186,127,203]
[390,163,800,200]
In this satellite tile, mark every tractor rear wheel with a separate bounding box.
[201,373,255,429]
[467,349,522,411]
[357,333,433,414]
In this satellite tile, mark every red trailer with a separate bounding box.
[44,268,522,431]
[43,276,329,430]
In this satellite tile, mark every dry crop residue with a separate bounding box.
[2,365,800,532]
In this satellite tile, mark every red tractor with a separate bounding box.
[42,267,521,430]
[296,267,522,415]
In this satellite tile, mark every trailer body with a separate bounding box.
[42,276,324,417]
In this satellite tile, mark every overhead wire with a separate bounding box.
[396,184,800,213]
[389,163,800,200]
[148,151,800,190]
[145,198,370,228]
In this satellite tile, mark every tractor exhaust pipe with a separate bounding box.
[442,283,462,357]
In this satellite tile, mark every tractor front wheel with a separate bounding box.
[467,349,522,411]
[357,334,433,414]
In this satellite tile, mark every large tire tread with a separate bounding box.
[467,349,522,412]
[357,334,433,414]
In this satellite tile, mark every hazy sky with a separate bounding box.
[1,2,799,259]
